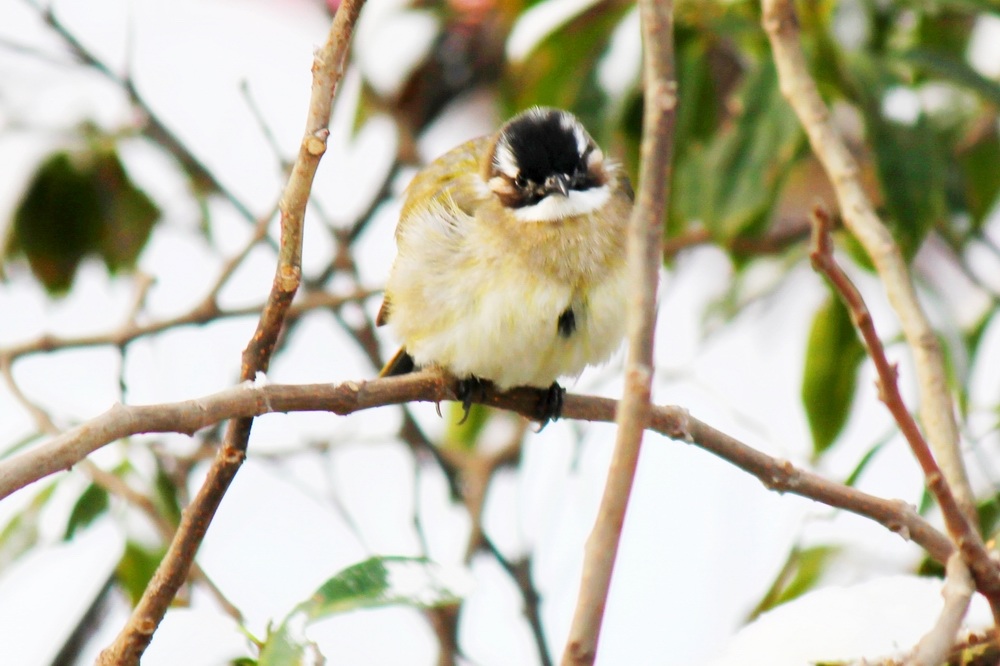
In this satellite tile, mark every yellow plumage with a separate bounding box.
[378,110,632,391]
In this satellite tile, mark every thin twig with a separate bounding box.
[482,538,552,666]
[0,289,370,364]
[95,1,367,662]
[561,0,676,663]
[24,0,259,225]
[906,553,975,666]
[761,0,975,523]
[809,208,1000,620]
[2,354,243,622]
[0,371,959,571]
[78,459,244,622]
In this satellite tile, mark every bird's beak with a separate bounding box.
[546,174,570,197]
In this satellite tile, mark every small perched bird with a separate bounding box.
[377,107,633,422]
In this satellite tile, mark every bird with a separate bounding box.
[376,107,633,423]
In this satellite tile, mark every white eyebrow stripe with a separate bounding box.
[494,143,520,178]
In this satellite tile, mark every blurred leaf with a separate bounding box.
[153,464,183,527]
[116,541,166,606]
[914,10,976,60]
[917,554,945,578]
[297,556,464,621]
[917,486,934,515]
[919,490,1000,579]
[956,124,1000,227]
[869,113,946,259]
[502,1,630,119]
[445,402,491,451]
[258,556,465,666]
[747,545,839,620]
[901,48,1000,106]
[91,151,160,273]
[258,622,317,666]
[7,146,160,295]
[843,440,887,487]
[9,152,103,294]
[957,310,999,417]
[847,56,946,260]
[672,61,804,241]
[976,491,1000,541]
[922,0,1000,11]
[64,483,110,540]
[0,482,57,569]
[673,32,728,151]
[801,295,867,455]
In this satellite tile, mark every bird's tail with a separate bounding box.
[378,347,416,378]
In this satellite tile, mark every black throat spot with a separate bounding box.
[557,308,576,339]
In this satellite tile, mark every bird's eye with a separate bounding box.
[514,174,528,189]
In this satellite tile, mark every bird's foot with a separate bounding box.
[535,382,565,430]
[455,376,489,424]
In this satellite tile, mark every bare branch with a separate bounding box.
[761,0,974,523]
[25,0,259,224]
[562,0,676,663]
[0,371,958,572]
[809,208,1000,617]
[906,553,975,666]
[95,0,367,662]
[0,289,370,363]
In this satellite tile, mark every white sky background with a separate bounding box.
[1,1,1000,665]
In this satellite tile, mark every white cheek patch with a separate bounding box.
[587,148,604,168]
[513,184,610,223]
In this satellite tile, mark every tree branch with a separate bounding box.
[0,371,958,573]
[562,0,676,663]
[761,0,975,524]
[809,207,1000,621]
[95,1,367,662]
[906,553,975,666]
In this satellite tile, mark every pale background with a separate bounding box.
[2,1,1000,664]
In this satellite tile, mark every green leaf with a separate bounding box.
[258,622,317,666]
[901,48,1000,106]
[847,56,947,260]
[919,489,1000,578]
[297,556,464,620]
[672,61,804,241]
[747,545,840,620]
[976,491,1000,541]
[64,483,110,540]
[116,541,166,606]
[153,464,183,527]
[843,440,887,487]
[445,403,491,452]
[915,11,976,61]
[672,33,726,152]
[8,152,104,294]
[7,146,160,295]
[258,556,466,666]
[956,123,1000,227]
[91,150,160,274]
[0,482,57,569]
[801,295,867,455]
[501,2,631,122]
[870,113,946,259]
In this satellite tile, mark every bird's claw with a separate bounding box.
[535,382,565,430]
[455,377,488,425]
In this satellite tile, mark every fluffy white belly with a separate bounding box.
[404,265,627,390]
